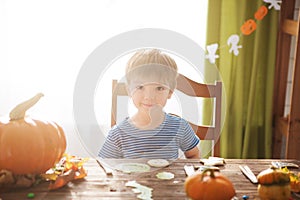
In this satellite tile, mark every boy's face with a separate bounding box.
[130,82,173,113]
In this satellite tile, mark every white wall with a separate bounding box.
[0,0,208,157]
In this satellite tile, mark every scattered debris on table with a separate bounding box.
[200,156,225,166]
[0,153,88,190]
[40,154,88,190]
[125,180,153,200]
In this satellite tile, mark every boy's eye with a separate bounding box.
[136,85,144,90]
[156,86,166,91]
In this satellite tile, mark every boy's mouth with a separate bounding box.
[142,103,154,108]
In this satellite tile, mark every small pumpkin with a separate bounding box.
[0,93,66,175]
[184,169,236,200]
[279,167,300,193]
[257,167,291,200]
[290,172,300,192]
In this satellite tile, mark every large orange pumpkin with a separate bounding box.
[184,169,236,200]
[0,93,66,175]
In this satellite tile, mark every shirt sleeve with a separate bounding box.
[179,119,200,152]
[98,127,123,158]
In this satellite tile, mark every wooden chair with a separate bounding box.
[111,73,222,157]
[272,0,300,159]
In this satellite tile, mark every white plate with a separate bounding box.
[115,163,150,173]
[147,159,170,168]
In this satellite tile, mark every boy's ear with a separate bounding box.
[168,90,173,99]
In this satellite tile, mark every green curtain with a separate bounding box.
[206,0,279,158]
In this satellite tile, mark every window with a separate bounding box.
[0,0,208,156]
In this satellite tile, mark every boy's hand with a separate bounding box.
[184,146,200,159]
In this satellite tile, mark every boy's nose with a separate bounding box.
[143,88,155,99]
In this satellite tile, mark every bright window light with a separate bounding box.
[0,0,208,156]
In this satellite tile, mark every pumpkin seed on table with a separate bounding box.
[27,192,35,198]
[156,172,174,180]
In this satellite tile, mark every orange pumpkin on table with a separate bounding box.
[0,93,66,175]
[184,168,236,200]
[257,167,291,200]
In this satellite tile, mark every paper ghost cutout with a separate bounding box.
[205,43,219,64]
[227,34,242,56]
[263,0,281,10]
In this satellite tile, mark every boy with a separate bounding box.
[99,49,200,159]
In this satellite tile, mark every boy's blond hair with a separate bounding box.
[125,49,178,91]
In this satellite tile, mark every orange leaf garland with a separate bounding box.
[241,19,257,35]
[255,5,268,20]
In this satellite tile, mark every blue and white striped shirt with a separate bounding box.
[98,113,199,159]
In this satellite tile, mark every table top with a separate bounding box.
[1,158,300,200]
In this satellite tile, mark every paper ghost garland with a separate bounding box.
[227,34,242,56]
[263,0,282,10]
[205,44,219,64]
[205,0,281,64]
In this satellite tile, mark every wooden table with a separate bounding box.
[1,159,300,200]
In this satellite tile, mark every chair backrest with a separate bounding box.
[111,73,222,157]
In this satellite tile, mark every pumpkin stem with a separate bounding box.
[201,168,216,180]
[9,93,44,120]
